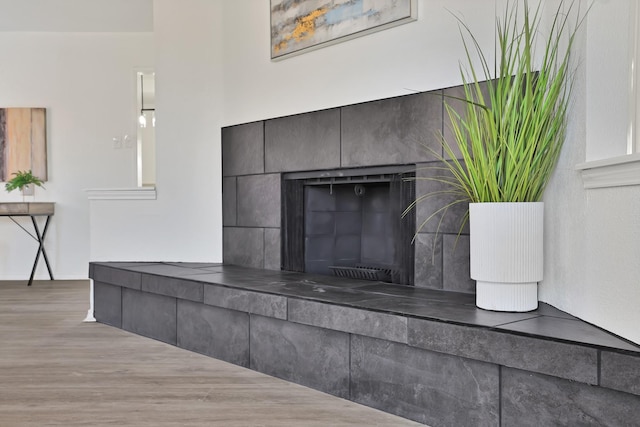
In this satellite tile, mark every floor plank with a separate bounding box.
[0,280,425,426]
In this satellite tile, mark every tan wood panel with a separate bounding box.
[2,108,48,182]
[30,108,47,180]
[0,108,6,181]
[5,108,32,175]
[0,281,425,427]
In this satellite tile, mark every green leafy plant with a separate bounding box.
[5,170,45,193]
[407,0,587,233]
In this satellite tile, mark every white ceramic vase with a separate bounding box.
[21,184,35,202]
[470,202,543,312]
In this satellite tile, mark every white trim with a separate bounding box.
[576,153,640,189]
[584,2,640,166]
[633,0,640,153]
[86,187,157,200]
[83,279,96,323]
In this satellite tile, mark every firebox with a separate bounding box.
[281,165,415,285]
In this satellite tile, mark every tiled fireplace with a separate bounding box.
[89,81,640,426]
[94,86,640,424]
[90,78,640,427]
[222,85,474,292]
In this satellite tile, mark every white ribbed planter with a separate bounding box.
[470,202,544,312]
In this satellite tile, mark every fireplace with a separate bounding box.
[281,166,415,285]
[221,87,474,293]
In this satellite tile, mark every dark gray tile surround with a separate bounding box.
[222,88,470,291]
[93,281,121,328]
[222,120,264,177]
[91,262,640,427]
[351,335,499,427]
[250,314,350,398]
[341,92,442,167]
[501,367,640,427]
[408,318,598,384]
[223,227,264,269]
[236,173,280,228]
[177,300,250,367]
[122,288,177,345]
[265,108,341,173]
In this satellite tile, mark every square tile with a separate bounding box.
[335,211,361,235]
[250,315,350,398]
[341,92,442,167]
[119,263,209,278]
[177,300,250,367]
[502,367,640,426]
[351,335,499,426]
[91,264,141,290]
[288,299,408,343]
[305,185,336,212]
[334,234,361,261]
[223,227,264,269]
[334,186,361,211]
[265,109,340,173]
[141,274,203,302]
[222,121,264,176]
[601,351,640,396]
[408,318,598,384]
[237,173,281,228]
[204,284,287,319]
[94,281,121,328]
[305,235,333,261]
[122,288,177,345]
[305,211,335,235]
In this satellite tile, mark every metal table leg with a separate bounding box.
[27,215,54,286]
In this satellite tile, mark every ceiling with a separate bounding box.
[0,0,153,32]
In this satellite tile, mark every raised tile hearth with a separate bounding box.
[90,262,640,427]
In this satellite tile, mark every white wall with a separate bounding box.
[0,0,153,32]
[89,0,224,263]
[220,0,497,126]
[541,2,640,344]
[0,32,153,279]
[584,0,633,160]
[90,0,486,263]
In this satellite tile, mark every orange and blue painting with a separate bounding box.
[271,0,415,59]
[0,108,47,182]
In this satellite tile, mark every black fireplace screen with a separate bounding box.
[281,167,415,285]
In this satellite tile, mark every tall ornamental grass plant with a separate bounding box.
[408,1,587,233]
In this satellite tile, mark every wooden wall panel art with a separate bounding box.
[0,108,47,182]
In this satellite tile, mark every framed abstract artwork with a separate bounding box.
[0,108,47,182]
[271,0,417,60]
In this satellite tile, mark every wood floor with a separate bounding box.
[0,280,425,426]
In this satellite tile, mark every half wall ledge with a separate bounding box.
[89,262,640,427]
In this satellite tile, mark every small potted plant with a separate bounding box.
[5,170,45,201]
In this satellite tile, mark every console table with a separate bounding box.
[0,202,55,286]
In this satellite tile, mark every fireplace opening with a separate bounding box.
[281,166,415,285]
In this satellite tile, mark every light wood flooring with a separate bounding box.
[0,280,425,426]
